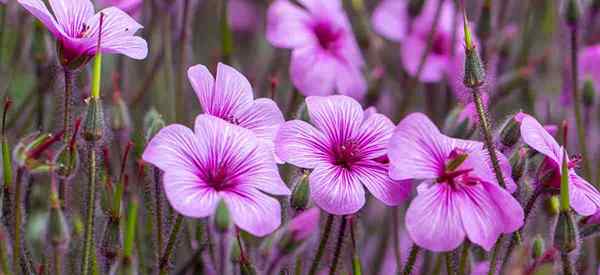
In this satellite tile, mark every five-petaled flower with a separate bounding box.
[18,0,148,69]
[388,113,523,251]
[187,63,285,163]
[520,113,600,216]
[143,114,291,236]
[276,95,410,215]
[266,0,366,99]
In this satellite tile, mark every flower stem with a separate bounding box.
[561,252,574,275]
[159,214,184,275]
[218,231,226,275]
[350,217,362,275]
[471,88,506,189]
[458,241,470,275]
[400,244,420,275]
[308,214,334,275]
[63,70,73,141]
[487,236,503,275]
[153,167,164,262]
[445,252,455,275]
[266,252,284,275]
[294,255,303,275]
[12,167,23,274]
[569,25,593,182]
[81,147,97,275]
[392,207,402,272]
[329,216,347,275]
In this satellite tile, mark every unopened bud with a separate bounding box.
[553,211,578,253]
[215,200,230,234]
[54,145,79,180]
[564,0,581,27]
[48,198,71,251]
[111,94,132,135]
[230,241,241,264]
[408,0,426,17]
[443,106,476,139]
[500,114,523,148]
[100,217,121,265]
[83,98,105,142]
[144,108,165,142]
[239,261,257,275]
[290,173,310,211]
[583,79,595,108]
[277,208,320,255]
[532,235,545,259]
[14,131,63,173]
[547,196,561,216]
[463,47,486,88]
[510,148,527,182]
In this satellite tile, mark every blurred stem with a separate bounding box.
[398,0,444,117]
[487,236,503,275]
[400,244,420,275]
[220,0,234,64]
[175,0,191,123]
[569,26,593,182]
[63,70,74,141]
[81,147,97,275]
[124,198,139,259]
[392,207,402,272]
[54,247,62,275]
[445,252,455,275]
[218,231,226,275]
[308,214,334,275]
[471,88,506,189]
[294,255,302,275]
[458,242,470,275]
[153,167,164,262]
[329,216,347,275]
[0,5,5,75]
[12,167,24,274]
[0,229,10,275]
[561,252,574,275]
[159,214,183,275]
[350,217,362,275]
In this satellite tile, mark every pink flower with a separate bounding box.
[275,95,410,215]
[579,45,600,93]
[286,207,320,241]
[266,0,366,99]
[98,0,143,18]
[18,0,147,67]
[520,113,600,216]
[388,113,522,251]
[187,63,285,163]
[142,114,291,236]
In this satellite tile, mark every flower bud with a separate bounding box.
[215,200,230,234]
[143,108,165,143]
[510,147,527,182]
[500,114,523,148]
[547,196,561,216]
[443,106,476,139]
[564,0,580,27]
[583,79,595,108]
[47,196,71,251]
[54,145,79,180]
[532,235,545,259]
[100,217,121,267]
[13,131,64,173]
[553,211,578,253]
[290,172,310,211]
[277,208,320,255]
[111,93,132,137]
[83,97,105,142]
[230,241,241,264]
[463,47,486,88]
[239,261,257,275]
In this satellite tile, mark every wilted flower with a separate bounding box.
[143,114,291,236]
[187,63,285,162]
[388,113,522,251]
[520,113,600,216]
[18,0,148,69]
[276,95,410,215]
[266,0,366,98]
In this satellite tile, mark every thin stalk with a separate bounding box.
[400,244,420,275]
[218,231,226,275]
[0,4,6,75]
[431,255,443,275]
[329,216,347,275]
[81,147,97,275]
[12,168,24,274]
[294,255,302,275]
[308,214,335,275]
[458,242,470,275]
[569,26,593,182]
[487,236,503,275]
[159,214,184,275]
[445,252,455,275]
[266,253,284,275]
[153,167,164,262]
[392,207,402,272]
[175,0,191,123]
[0,229,10,275]
[561,252,574,275]
[63,70,74,141]
[350,218,362,275]
[54,247,62,275]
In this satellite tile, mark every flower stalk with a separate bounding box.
[401,244,420,275]
[329,216,347,275]
[159,214,184,275]
[308,214,334,275]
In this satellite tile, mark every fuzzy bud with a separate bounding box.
[553,211,578,253]
[83,97,105,142]
[277,208,320,255]
[240,261,257,275]
[532,235,545,259]
[143,108,165,142]
[463,47,486,88]
[564,0,581,27]
[500,114,523,148]
[100,217,121,267]
[443,106,476,139]
[583,79,596,108]
[290,172,310,211]
[54,145,79,180]
[230,241,241,264]
[215,200,230,234]
[510,147,528,182]
[14,131,64,173]
[111,93,132,136]
[48,196,71,251]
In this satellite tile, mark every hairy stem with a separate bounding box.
[329,216,347,275]
[308,214,334,275]
[153,167,164,262]
[159,214,184,275]
[561,252,574,275]
[458,242,471,275]
[487,236,503,275]
[81,147,97,275]
[400,244,420,275]
[392,207,402,272]
[12,168,23,274]
[63,70,73,141]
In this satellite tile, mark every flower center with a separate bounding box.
[437,148,478,188]
[205,165,232,191]
[332,140,360,169]
[313,22,341,51]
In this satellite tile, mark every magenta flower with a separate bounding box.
[98,0,143,18]
[520,113,600,216]
[188,63,285,163]
[18,0,147,67]
[275,95,410,215]
[266,0,366,99]
[142,114,291,236]
[388,113,522,251]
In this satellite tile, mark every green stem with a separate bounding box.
[0,229,10,275]
[308,214,334,275]
[350,218,362,275]
[81,148,97,275]
[400,244,420,275]
[159,214,184,275]
[569,26,593,182]
[329,216,347,275]
[431,254,443,275]
[153,167,164,262]
[487,236,503,275]
[219,0,234,64]
[392,207,402,272]
[12,168,23,274]
[63,70,73,141]
[294,255,303,275]
[54,247,62,275]
[471,88,506,188]
[458,242,470,275]
[561,252,574,275]
[445,252,455,275]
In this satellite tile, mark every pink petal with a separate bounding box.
[309,163,366,215]
[371,0,408,42]
[188,64,216,113]
[266,0,314,48]
[355,113,394,159]
[520,114,562,164]
[287,207,320,241]
[400,35,449,83]
[406,183,466,252]
[305,95,364,145]
[211,63,254,118]
[352,160,410,206]
[481,181,524,233]
[570,173,600,216]
[163,171,220,218]
[222,187,283,237]
[142,124,203,173]
[84,7,147,59]
[238,98,285,163]
[194,115,290,196]
[275,120,330,168]
[17,0,65,38]
[388,113,451,180]
[462,147,518,193]
[48,0,94,36]
[334,62,367,99]
[290,46,338,96]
